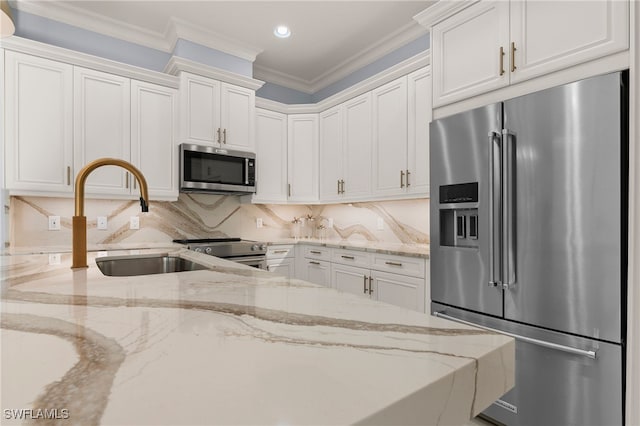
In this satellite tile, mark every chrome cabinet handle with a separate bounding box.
[310,250,321,254]
[217,128,222,144]
[488,131,500,288]
[125,172,129,189]
[340,179,345,194]
[400,170,405,188]
[368,275,373,294]
[67,166,71,186]
[406,170,410,187]
[385,261,402,267]
[499,46,505,76]
[288,183,291,197]
[341,255,355,260]
[309,261,320,265]
[363,275,368,294]
[433,312,597,359]
[223,128,227,144]
[510,42,517,72]
[337,179,341,195]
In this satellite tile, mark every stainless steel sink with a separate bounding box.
[96,253,208,276]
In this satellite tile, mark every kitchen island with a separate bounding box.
[1,248,513,425]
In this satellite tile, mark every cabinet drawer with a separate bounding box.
[266,245,295,259]
[304,246,331,261]
[372,253,425,278]
[331,249,371,268]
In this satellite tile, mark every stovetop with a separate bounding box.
[173,238,266,257]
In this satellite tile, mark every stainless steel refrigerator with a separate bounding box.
[430,71,628,425]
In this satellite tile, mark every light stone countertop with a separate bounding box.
[1,247,511,425]
[262,238,430,258]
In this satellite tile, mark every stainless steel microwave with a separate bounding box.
[179,143,256,194]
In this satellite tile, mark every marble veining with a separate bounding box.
[1,249,513,425]
[8,194,429,252]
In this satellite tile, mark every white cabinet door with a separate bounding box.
[254,109,288,203]
[180,72,221,146]
[287,114,319,202]
[131,80,178,200]
[431,1,510,107]
[371,271,425,312]
[319,106,343,201]
[74,67,131,196]
[509,0,629,84]
[372,77,408,197]
[5,51,74,193]
[304,259,331,287]
[407,67,431,196]
[332,263,369,297]
[220,83,255,151]
[267,258,295,278]
[343,92,372,199]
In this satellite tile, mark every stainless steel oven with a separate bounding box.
[173,238,267,269]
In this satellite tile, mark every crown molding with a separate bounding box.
[164,56,265,91]
[413,0,478,28]
[256,50,430,114]
[0,36,179,88]
[165,17,263,62]
[13,0,171,52]
[254,21,427,94]
[14,0,263,62]
[253,64,316,94]
[308,21,428,93]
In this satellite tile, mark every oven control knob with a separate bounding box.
[259,244,267,251]
[205,247,212,254]
[251,244,259,251]
[194,247,203,253]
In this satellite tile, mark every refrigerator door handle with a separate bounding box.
[488,131,501,287]
[502,129,516,289]
[433,311,597,359]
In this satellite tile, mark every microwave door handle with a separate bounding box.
[244,158,249,185]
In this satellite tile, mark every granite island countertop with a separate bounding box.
[1,248,512,425]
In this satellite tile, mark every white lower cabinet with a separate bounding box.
[304,259,332,287]
[266,244,295,278]
[299,244,427,312]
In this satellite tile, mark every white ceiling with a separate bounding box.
[13,1,435,93]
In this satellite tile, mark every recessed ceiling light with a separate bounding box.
[274,25,291,39]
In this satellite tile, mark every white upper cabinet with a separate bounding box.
[407,67,431,196]
[180,72,255,151]
[131,81,178,199]
[319,92,373,202]
[431,0,629,107]
[254,108,288,203]
[287,114,319,202]
[431,1,510,107]
[343,93,373,199]
[508,0,629,84]
[74,67,131,196]
[372,77,408,197]
[5,51,74,193]
[319,106,344,202]
[220,82,255,151]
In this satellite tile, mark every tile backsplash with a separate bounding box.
[9,194,429,249]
